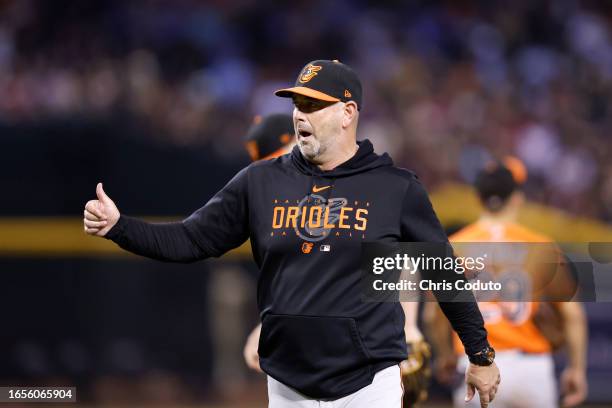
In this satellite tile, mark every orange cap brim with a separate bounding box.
[275,86,340,102]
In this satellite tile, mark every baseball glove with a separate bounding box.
[400,339,432,407]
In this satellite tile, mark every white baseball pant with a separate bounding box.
[267,365,403,408]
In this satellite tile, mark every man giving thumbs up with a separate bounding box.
[83,183,120,237]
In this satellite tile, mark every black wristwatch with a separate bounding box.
[468,346,496,366]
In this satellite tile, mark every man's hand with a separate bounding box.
[560,367,587,407]
[84,182,120,237]
[243,324,262,373]
[465,362,500,408]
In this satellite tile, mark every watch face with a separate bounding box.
[484,347,496,363]
[470,346,495,366]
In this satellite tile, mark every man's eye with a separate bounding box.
[294,99,321,112]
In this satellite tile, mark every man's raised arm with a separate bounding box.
[84,167,250,262]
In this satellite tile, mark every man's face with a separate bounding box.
[292,94,343,162]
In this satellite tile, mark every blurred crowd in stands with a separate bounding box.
[1,0,611,221]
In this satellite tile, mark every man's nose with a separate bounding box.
[294,107,306,122]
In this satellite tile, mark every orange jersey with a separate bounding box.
[450,220,555,354]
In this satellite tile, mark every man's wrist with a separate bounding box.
[104,214,124,240]
[468,345,496,366]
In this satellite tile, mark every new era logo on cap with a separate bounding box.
[275,59,363,110]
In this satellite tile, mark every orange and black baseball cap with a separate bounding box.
[245,113,294,161]
[275,59,363,110]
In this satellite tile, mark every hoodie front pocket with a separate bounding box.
[258,313,373,399]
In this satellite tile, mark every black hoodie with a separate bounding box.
[105,139,488,399]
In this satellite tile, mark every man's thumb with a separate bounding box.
[96,182,110,202]
[465,382,475,402]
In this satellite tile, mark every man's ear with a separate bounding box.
[342,101,359,128]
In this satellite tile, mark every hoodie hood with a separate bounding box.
[290,139,393,178]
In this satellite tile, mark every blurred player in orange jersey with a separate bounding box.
[425,158,588,408]
[241,113,431,406]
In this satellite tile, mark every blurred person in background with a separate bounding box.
[241,112,300,376]
[244,113,297,163]
[425,158,588,408]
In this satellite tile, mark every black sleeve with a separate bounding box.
[105,166,250,262]
[105,216,205,263]
[182,166,250,257]
[400,175,489,356]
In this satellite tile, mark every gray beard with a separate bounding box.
[298,141,321,161]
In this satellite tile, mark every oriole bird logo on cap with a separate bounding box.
[299,64,322,83]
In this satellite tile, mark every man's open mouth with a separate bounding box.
[298,129,312,138]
